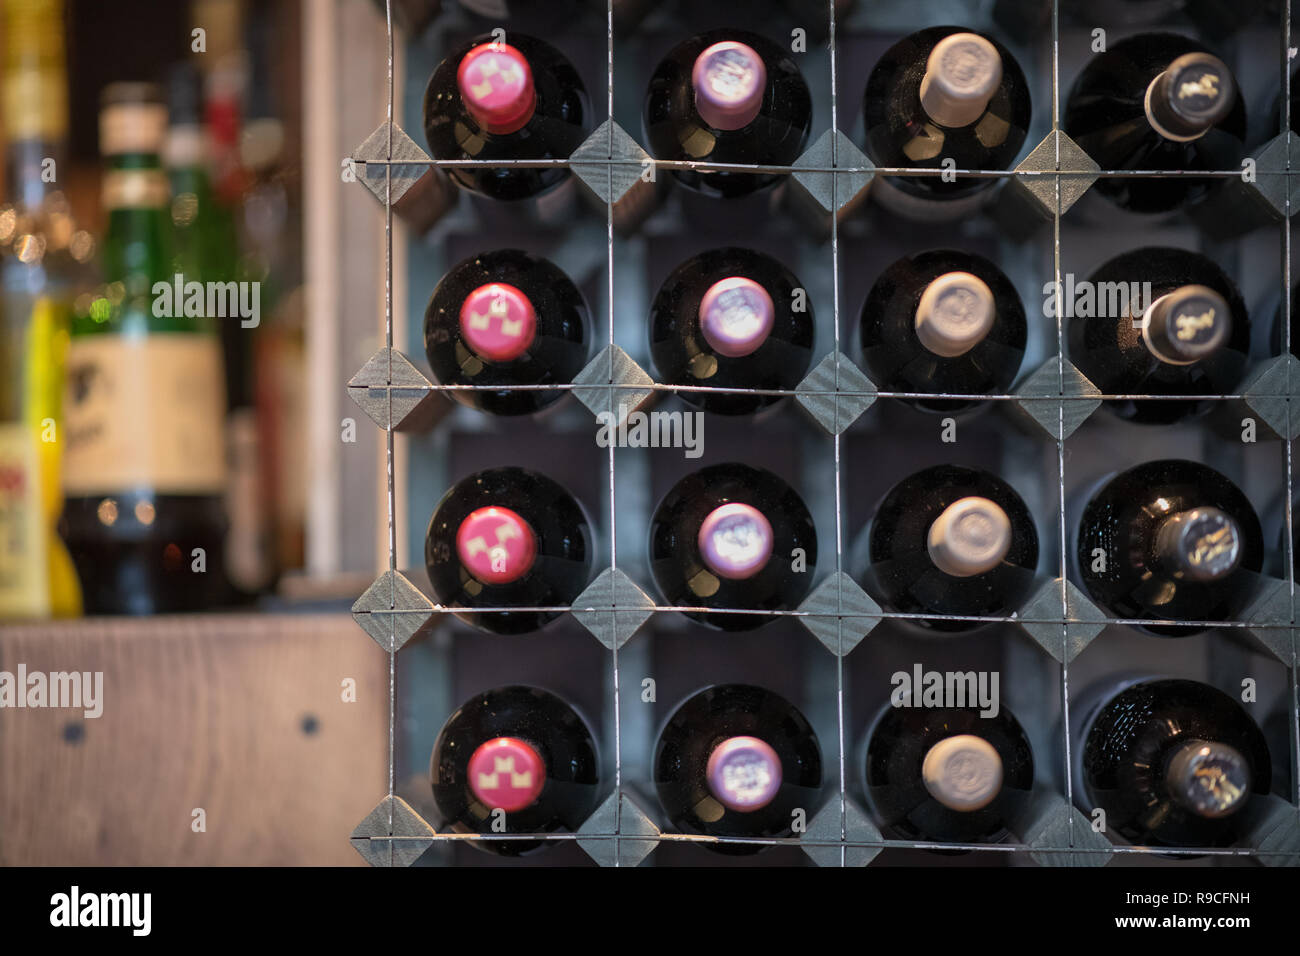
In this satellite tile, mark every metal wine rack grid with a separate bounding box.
[344,0,1300,866]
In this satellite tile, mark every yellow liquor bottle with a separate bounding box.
[0,0,88,618]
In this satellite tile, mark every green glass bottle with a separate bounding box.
[60,82,229,614]
[0,0,85,619]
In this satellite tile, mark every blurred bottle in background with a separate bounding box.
[186,0,270,604]
[240,0,305,583]
[60,82,229,614]
[166,58,270,606]
[0,0,89,619]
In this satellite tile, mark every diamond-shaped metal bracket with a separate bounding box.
[1000,130,1099,224]
[802,798,884,868]
[1237,354,1300,442]
[796,571,882,657]
[789,128,874,227]
[1190,132,1298,238]
[795,351,877,435]
[571,567,657,650]
[352,121,434,207]
[1017,578,1108,664]
[576,791,661,867]
[350,795,438,867]
[1247,795,1300,868]
[1242,578,1294,661]
[570,120,662,235]
[571,344,655,422]
[1022,793,1113,868]
[351,569,437,653]
[571,119,650,205]
[1245,624,1295,668]
[1012,358,1102,441]
[348,347,438,432]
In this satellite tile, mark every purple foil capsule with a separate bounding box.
[691,40,766,131]
[706,735,783,812]
[698,276,775,358]
[697,502,774,580]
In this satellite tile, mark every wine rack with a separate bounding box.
[346,0,1300,866]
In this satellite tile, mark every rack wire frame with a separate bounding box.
[346,0,1300,866]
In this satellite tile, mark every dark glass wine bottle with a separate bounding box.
[649,247,814,416]
[649,463,816,631]
[430,685,601,856]
[61,83,230,614]
[863,702,1034,845]
[859,249,1027,413]
[1075,677,1271,848]
[424,249,591,416]
[654,683,822,855]
[862,27,1031,220]
[1073,459,1263,635]
[424,466,594,635]
[855,464,1039,631]
[1066,247,1249,425]
[1063,33,1245,213]
[423,34,589,203]
[643,29,812,200]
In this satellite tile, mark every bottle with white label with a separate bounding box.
[859,249,1027,414]
[861,701,1035,846]
[60,83,229,614]
[853,464,1040,632]
[862,27,1031,221]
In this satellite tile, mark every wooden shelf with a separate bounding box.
[0,613,389,866]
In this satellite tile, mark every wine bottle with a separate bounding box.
[424,250,591,416]
[1072,459,1263,634]
[423,34,589,209]
[862,27,1031,221]
[1066,247,1249,425]
[430,685,601,856]
[643,29,813,200]
[1074,677,1271,848]
[425,466,594,634]
[649,463,816,631]
[859,249,1027,413]
[654,684,822,854]
[648,247,814,416]
[1063,33,1245,214]
[855,464,1039,631]
[166,62,269,605]
[0,0,85,619]
[862,702,1034,845]
[61,83,230,615]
